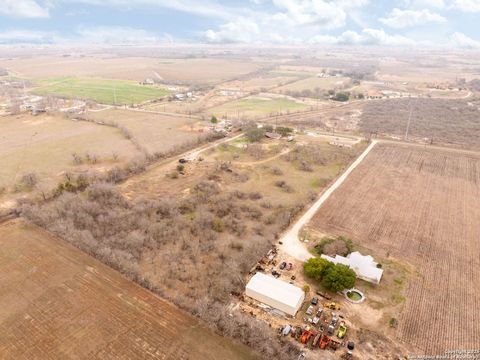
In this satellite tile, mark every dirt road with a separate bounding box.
[279,140,378,261]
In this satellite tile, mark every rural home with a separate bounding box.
[321,251,383,284]
[245,272,305,316]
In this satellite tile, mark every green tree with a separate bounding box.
[334,92,350,102]
[210,115,218,124]
[245,127,266,142]
[303,258,332,281]
[322,264,356,292]
[276,126,293,136]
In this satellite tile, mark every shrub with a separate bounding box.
[212,218,225,232]
[315,236,353,256]
[245,127,265,142]
[210,115,218,124]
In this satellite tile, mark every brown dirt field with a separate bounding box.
[309,143,480,355]
[0,55,262,84]
[0,220,259,360]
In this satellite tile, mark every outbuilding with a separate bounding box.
[245,272,305,316]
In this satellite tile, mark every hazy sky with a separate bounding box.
[1,0,480,48]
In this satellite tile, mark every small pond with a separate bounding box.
[344,289,365,304]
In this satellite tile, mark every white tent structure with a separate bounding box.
[245,272,305,316]
[321,251,383,284]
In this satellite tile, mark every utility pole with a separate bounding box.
[113,84,117,106]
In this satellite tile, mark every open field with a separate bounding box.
[360,98,480,150]
[0,55,263,84]
[274,76,351,93]
[0,219,259,360]
[206,95,310,119]
[32,77,169,105]
[87,109,204,153]
[309,144,480,354]
[0,112,139,194]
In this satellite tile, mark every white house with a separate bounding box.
[321,251,383,284]
[245,272,305,316]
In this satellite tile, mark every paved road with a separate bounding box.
[279,140,378,261]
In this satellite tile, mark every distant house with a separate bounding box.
[366,90,383,100]
[321,251,383,284]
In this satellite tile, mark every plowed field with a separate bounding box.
[310,144,480,354]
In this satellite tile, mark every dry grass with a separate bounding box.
[274,76,351,93]
[0,219,259,360]
[0,56,262,84]
[0,112,139,191]
[310,144,480,354]
[87,109,204,154]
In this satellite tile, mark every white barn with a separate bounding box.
[321,251,383,284]
[245,272,305,316]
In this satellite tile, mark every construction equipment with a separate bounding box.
[319,335,330,350]
[300,330,314,344]
[337,322,347,339]
[323,302,341,310]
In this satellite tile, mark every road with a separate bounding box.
[279,140,378,261]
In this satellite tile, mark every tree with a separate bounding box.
[210,115,218,124]
[245,127,265,142]
[322,264,356,292]
[276,126,293,137]
[334,92,349,102]
[303,258,332,281]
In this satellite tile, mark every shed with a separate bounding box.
[245,272,305,316]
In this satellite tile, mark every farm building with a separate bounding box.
[245,272,305,316]
[321,251,383,284]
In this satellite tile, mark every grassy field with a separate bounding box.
[87,109,204,154]
[0,220,259,360]
[0,113,139,195]
[32,77,170,105]
[309,144,480,355]
[207,96,309,119]
[275,76,351,93]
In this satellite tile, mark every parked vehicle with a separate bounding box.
[312,316,320,325]
[337,322,347,339]
[300,330,314,344]
[271,270,281,278]
[311,297,319,305]
[327,324,335,336]
[279,261,287,270]
[316,308,323,317]
[331,312,338,326]
[282,324,292,336]
[319,335,330,350]
[306,305,314,315]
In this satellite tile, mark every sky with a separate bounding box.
[0,0,480,48]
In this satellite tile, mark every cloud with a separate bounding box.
[0,0,50,18]
[380,8,446,28]
[449,31,480,48]
[205,17,260,44]
[76,26,169,44]
[0,30,57,43]
[450,0,480,12]
[272,0,347,29]
[310,28,417,46]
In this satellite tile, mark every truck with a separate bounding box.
[319,335,330,350]
[323,302,340,310]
